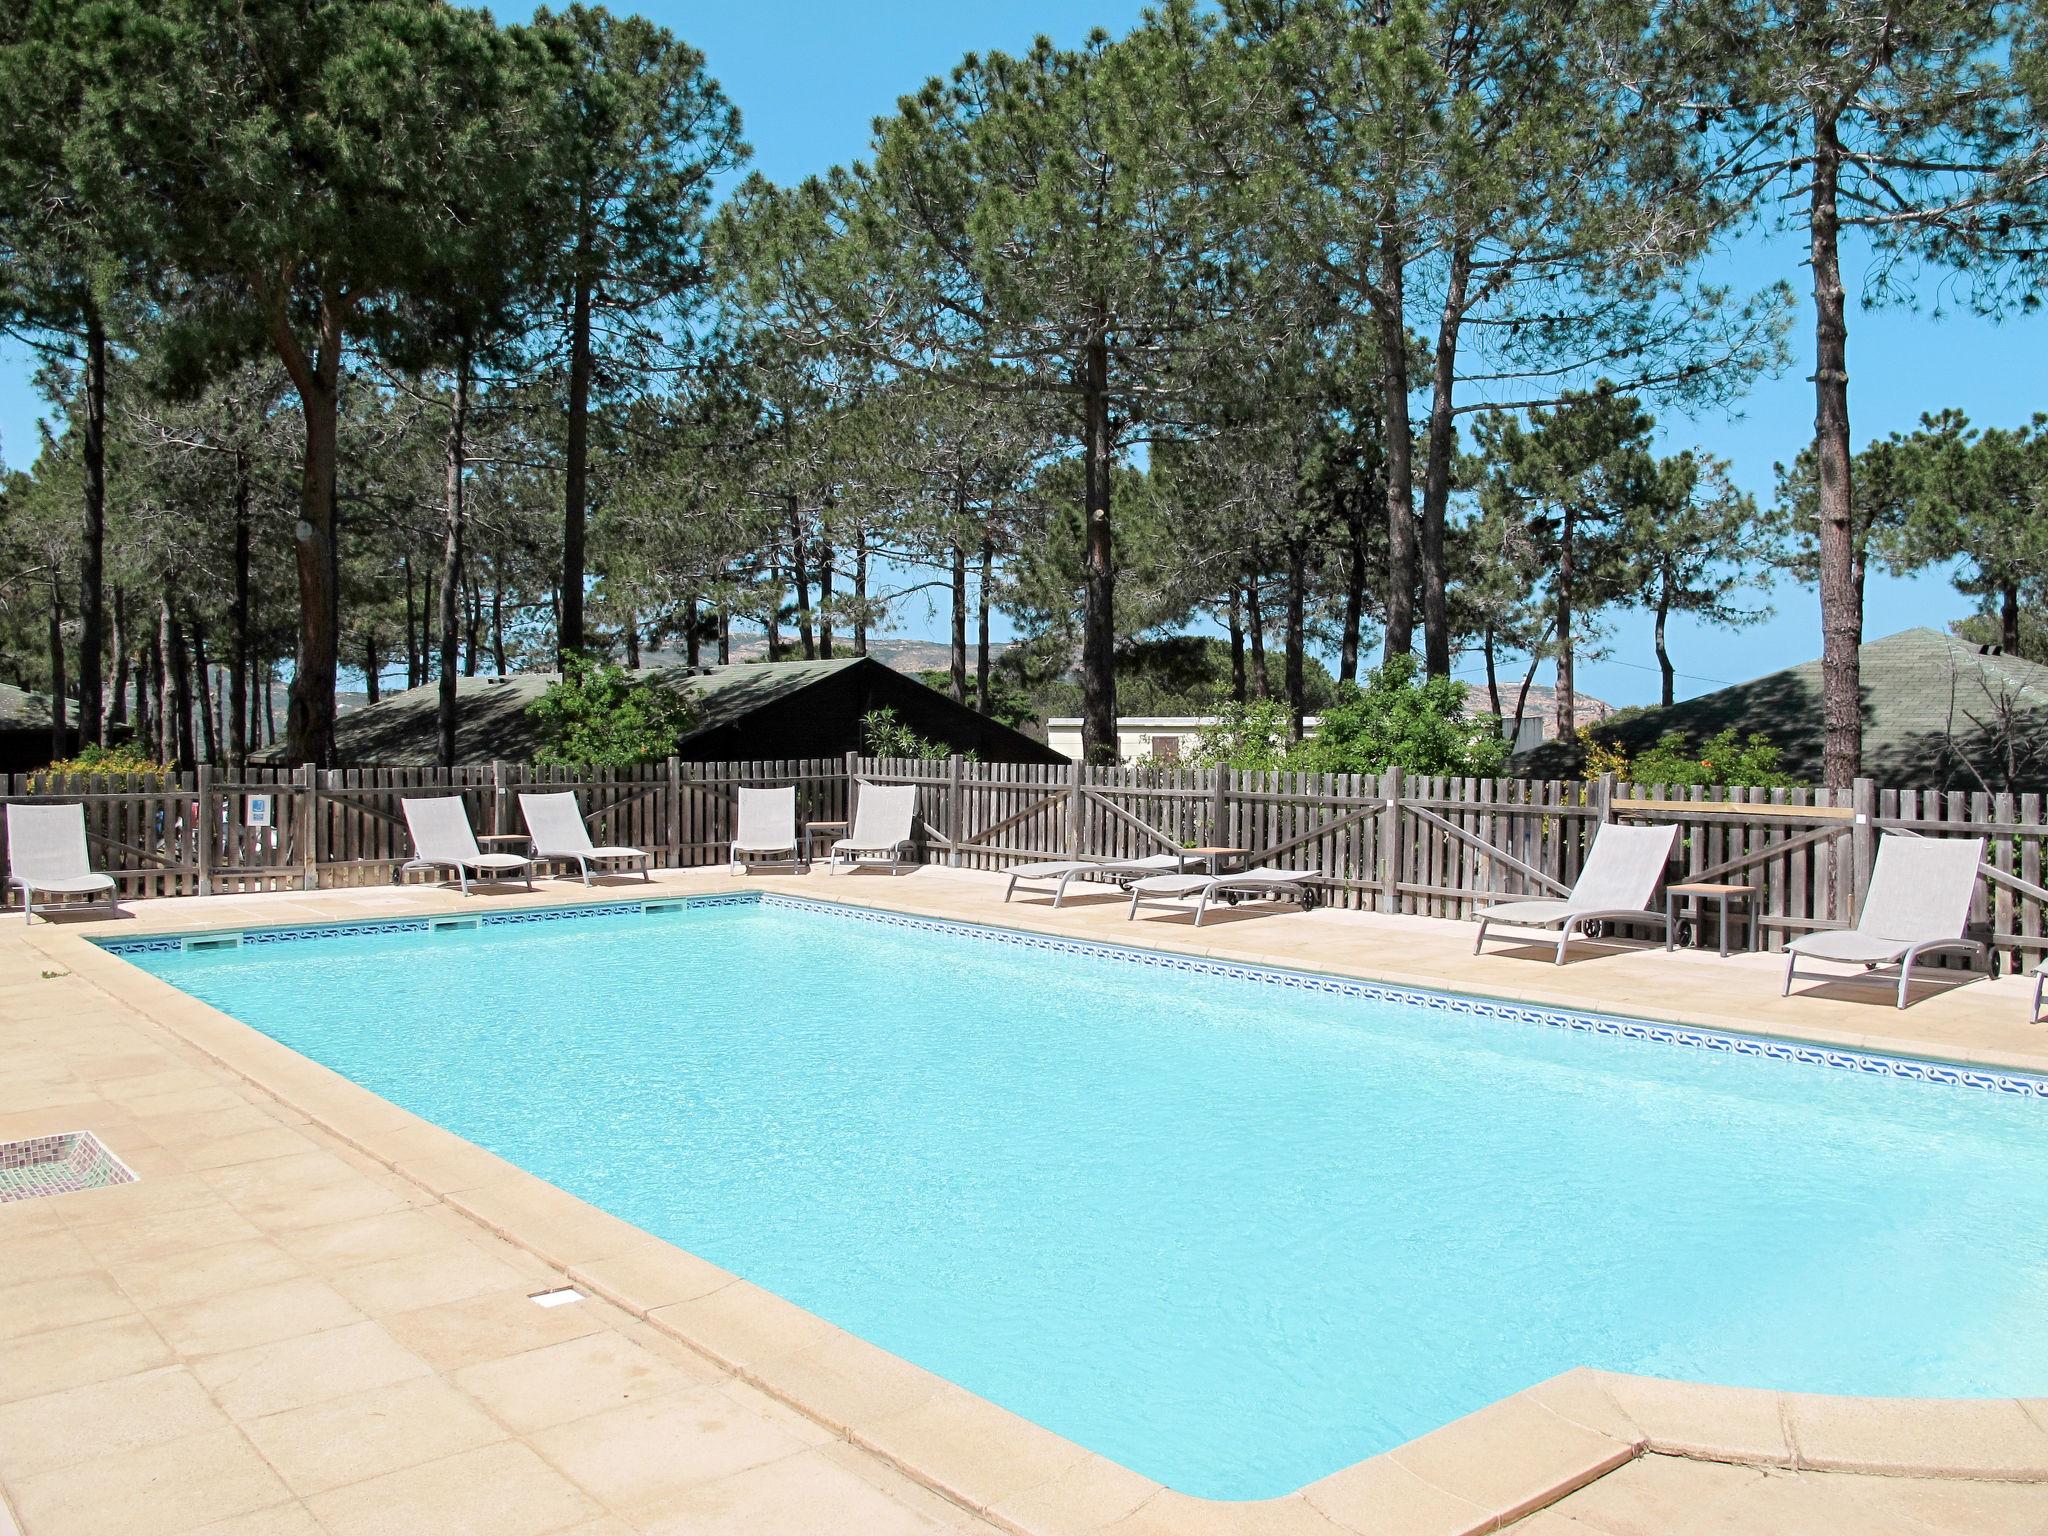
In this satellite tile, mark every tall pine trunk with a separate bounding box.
[1246,571,1269,700]
[1375,228,1417,662]
[492,570,506,675]
[47,570,66,759]
[162,590,194,771]
[437,357,468,768]
[1810,110,1861,788]
[816,532,835,659]
[278,297,345,767]
[949,540,968,704]
[685,595,701,667]
[1654,589,1676,708]
[1284,533,1307,741]
[78,304,107,746]
[109,586,129,735]
[1418,246,1469,678]
[561,265,592,659]
[1228,585,1246,703]
[787,498,816,659]
[2002,582,2020,654]
[229,455,251,769]
[1555,508,1577,739]
[1079,332,1117,764]
[191,616,218,766]
[1339,487,1366,684]
[853,530,869,655]
[976,535,994,714]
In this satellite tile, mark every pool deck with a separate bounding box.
[3,864,2046,1536]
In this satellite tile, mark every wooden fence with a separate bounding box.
[3,755,2042,968]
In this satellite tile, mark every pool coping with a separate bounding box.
[30,878,2048,1535]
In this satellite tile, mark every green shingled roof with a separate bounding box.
[1520,628,2048,791]
[261,658,867,766]
[0,682,64,732]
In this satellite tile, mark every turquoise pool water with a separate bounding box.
[117,897,2048,1499]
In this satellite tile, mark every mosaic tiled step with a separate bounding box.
[0,1131,136,1204]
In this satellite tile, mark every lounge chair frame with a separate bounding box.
[1471,822,1678,965]
[519,791,652,885]
[400,797,534,896]
[6,802,121,925]
[1780,835,1987,1010]
[729,786,803,874]
[830,783,918,875]
[1126,867,1321,926]
[2034,963,2046,1025]
[1004,854,1184,907]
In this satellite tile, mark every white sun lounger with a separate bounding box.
[730,786,801,873]
[831,783,918,874]
[400,796,533,896]
[1005,854,1186,907]
[1783,835,1987,1009]
[1472,821,1678,964]
[1126,865,1320,926]
[2033,962,2045,1024]
[518,791,651,884]
[6,802,120,924]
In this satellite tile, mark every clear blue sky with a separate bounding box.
[3,0,2035,708]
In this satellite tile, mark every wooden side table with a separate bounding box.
[803,820,849,866]
[1665,882,1757,958]
[1180,845,1249,875]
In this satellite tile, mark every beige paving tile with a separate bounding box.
[306,1440,603,1536]
[1300,1451,1494,1536]
[182,1503,327,1536]
[191,1319,434,1420]
[155,1275,366,1358]
[0,1269,135,1342]
[0,1312,175,1404]
[1384,1391,1637,1528]
[0,1228,98,1285]
[1103,1490,1357,1536]
[271,1204,472,1270]
[327,1240,531,1315]
[529,1384,809,1510]
[1533,1453,1764,1535]
[182,1503,328,1536]
[567,1239,736,1315]
[1784,1394,2048,1479]
[0,1362,229,1481]
[858,1383,1095,1513]
[165,1125,323,1172]
[240,1375,508,1496]
[635,1445,961,1535]
[71,1196,267,1267]
[457,1329,716,1434]
[380,1285,609,1374]
[105,1235,310,1310]
[7,1425,289,1536]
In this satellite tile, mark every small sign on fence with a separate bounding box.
[244,794,274,828]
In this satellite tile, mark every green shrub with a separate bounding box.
[1187,657,1510,777]
[526,656,695,767]
[860,707,971,761]
[39,743,173,776]
[1294,656,1511,777]
[1613,727,1804,788]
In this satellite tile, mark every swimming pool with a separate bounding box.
[109,894,2048,1500]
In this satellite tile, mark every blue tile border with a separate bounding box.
[94,889,2048,1102]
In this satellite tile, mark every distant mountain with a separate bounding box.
[646,632,1008,678]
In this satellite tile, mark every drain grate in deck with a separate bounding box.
[0,1132,136,1204]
